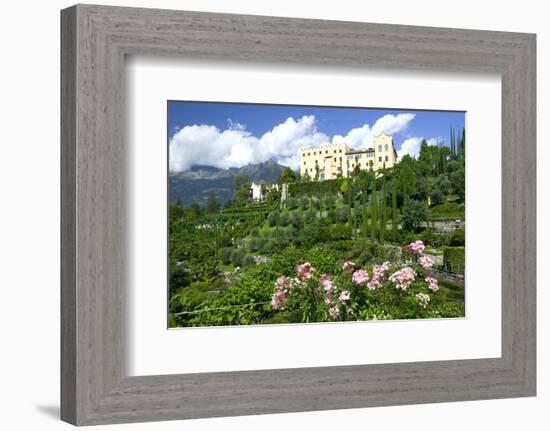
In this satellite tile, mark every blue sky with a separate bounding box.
[168,101,465,172]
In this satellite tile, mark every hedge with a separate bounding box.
[443,246,465,274]
[288,179,343,197]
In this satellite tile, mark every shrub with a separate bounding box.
[279,211,291,227]
[335,206,349,223]
[401,200,428,231]
[267,211,277,227]
[329,223,351,240]
[250,227,260,237]
[443,247,465,274]
[286,197,298,210]
[243,254,256,266]
[219,247,233,265]
[304,208,317,224]
[449,228,465,246]
[290,211,304,229]
[230,249,246,266]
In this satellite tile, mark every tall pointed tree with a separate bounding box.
[379,175,386,244]
[370,178,377,242]
[391,176,398,242]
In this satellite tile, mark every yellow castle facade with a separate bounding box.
[299,133,398,180]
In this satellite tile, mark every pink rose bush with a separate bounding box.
[342,260,355,272]
[271,263,352,322]
[389,266,416,291]
[270,240,445,322]
[351,269,369,286]
[419,255,434,269]
[408,240,425,255]
[415,292,430,308]
[367,261,390,290]
[424,276,439,292]
[296,262,314,280]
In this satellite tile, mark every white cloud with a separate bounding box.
[331,113,415,150]
[169,115,328,171]
[397,136,440,160]
[169,112,418,172]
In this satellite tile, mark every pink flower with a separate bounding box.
[328,305,340,320]
[339,290,351,303]
[352,269,370,286]
[319,274,334,293]
[408,240,425,256]
[419,255,434,269]
[367,261,390,290]
[275,276,292,292]
[296,262,314,280]
[342,260,355,272]
[425,276,439,292]
[271,290,286,310]
[415,292,430,308]
[389,267,416,291]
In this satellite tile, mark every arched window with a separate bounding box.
[378,145,382,152]
[384,144,388,151]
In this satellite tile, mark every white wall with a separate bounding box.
[0,1,546,430]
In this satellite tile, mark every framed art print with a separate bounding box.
[61,4,536,425]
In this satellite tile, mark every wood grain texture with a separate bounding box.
[60,4,536,425]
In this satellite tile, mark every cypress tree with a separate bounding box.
[451,127,455,158]
[392,177,398,242]
[379,175,386,244]
[362,191,368,244]
[370,178,377,242]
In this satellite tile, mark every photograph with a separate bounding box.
[168,102,466,328]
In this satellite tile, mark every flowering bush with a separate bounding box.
[388,267,416,291]
[270,240,444,322]
[419,255,434,269]
[408,240,426,255]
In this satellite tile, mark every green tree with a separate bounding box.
[278,166,297,184]
[379,174,386,244]
[205,190,220,213]
[451,165,465,204]
[370,177,378,242]
[401,199,428,231]
[391,176,398,241]
[397,155,417,204]
[233,173,251,202]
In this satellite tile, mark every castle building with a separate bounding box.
[299,133,398,180]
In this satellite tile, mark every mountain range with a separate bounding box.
[169,160,287,206]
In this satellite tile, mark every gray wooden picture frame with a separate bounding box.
[61,4,536,426]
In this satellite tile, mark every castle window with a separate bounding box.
[384,144,388,151]
[313,152,316,155]
[385,155,389,161]
[378,156,382,162]
[325,150,328,154]
[378,145,382,152]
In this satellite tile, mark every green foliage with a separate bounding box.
[443,246,465,274]
[429,201,464,219]
[278,166,297,184]
[233,172,251,202]
[168,136,466,328]
[288,178,342,197]
[401,199,428,231]
[205,190,220,213]
[449,228,465,246]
